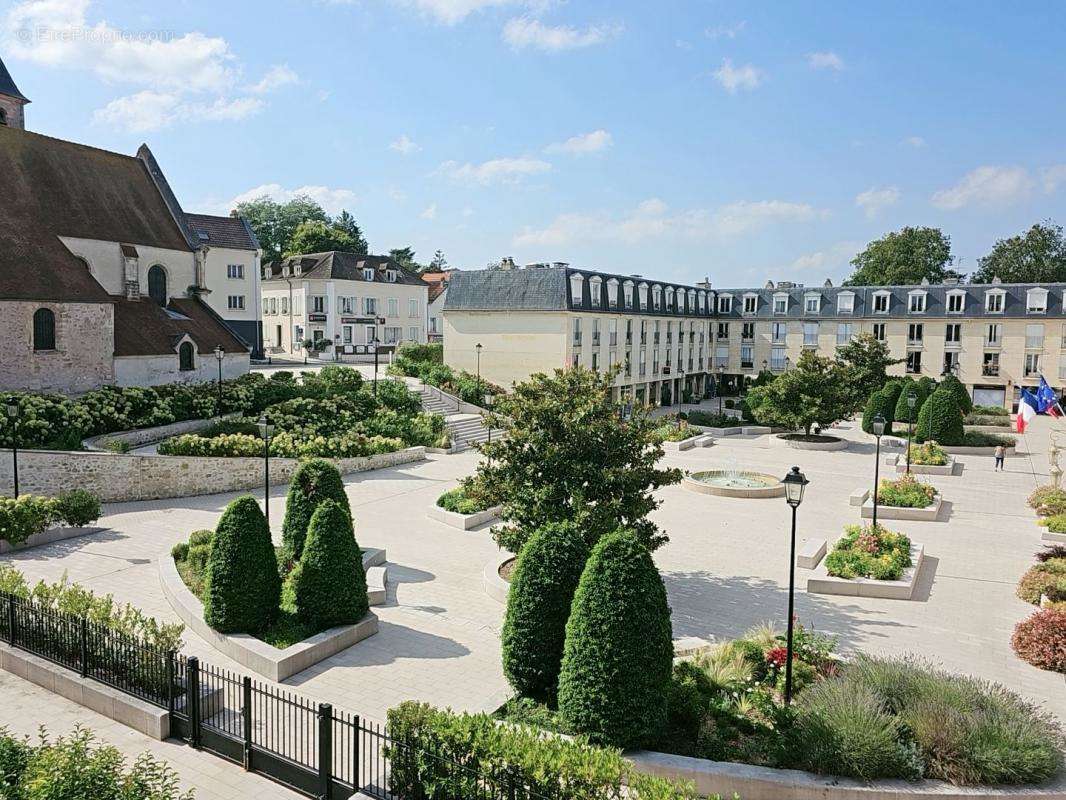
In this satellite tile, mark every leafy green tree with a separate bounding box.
[845,227,954,286]
[234,195,329,261]
[971,222,1066,284]
[204,496,281,634]
[861,389,895,435]
[282,458,351,559]
[939,373,973,414]
[746,351,853,435]
[477,367,680,553]
[293,499,369,629]
[558,529,673,749]
[501,521,589,703]
[389,246,421,271]
[426,249,448,272]
[836,333,903,411]
[286,220,360,257]
[332,210,370,253]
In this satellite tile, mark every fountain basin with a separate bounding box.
[683,470,785,498]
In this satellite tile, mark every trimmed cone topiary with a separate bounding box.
[501,521,590,703]
[861,389,895,435]
[292,498,369,630]
[924,388,965,445]
[893,379,920,425]
[940,373,973,414]
[282,458,350,559]
[204,496,281,634]
[914,395,933,442]
[881,379,903,414]
[558,529,673,749]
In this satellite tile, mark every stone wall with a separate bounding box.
[0,446,425,502]
[83,414,241,451]
[114,352,250,388]
[0,300,115,393]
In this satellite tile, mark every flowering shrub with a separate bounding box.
[1029,486,1066,517]
[908,440,948,466]
[825,524,912,581]
[1016,559,1066,605]
[159,431,404,459]
[0,491,102,545]
[652,421,697,443]
[877,474,937,508]
[1036,544,1066,562]
[1039,515,1066,533]
[1012,607,1066,673]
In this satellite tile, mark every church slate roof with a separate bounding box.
[0,56,28,102]
[112,297,248,357]
[186,213,260,251]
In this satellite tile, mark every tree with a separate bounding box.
[861,389,895,435]
[745,351,853,435]
[292,499,369,629]
[971,222,1066,284]
[845,227,954,286]
[203,496,281,634]
[940,373,973,414]
[286,220,360,257]
[881,379,904,416]
[558,529,673,749]
[332,210,370,254]
[501,521,589,703]
[836,333,903,411]
[477,367,681,553]
[235,195,329,261]
[282,458,351,559]
[425,249,448,273]
[919,388,965,445]
[893,380,922,425]
[389,247,421,271]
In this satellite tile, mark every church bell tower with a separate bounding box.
[0,56,30,130]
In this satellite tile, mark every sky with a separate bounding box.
[3,0,1066,286]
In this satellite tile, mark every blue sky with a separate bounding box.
[4,0,1066,285]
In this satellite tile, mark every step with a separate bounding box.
[366,565,388,606]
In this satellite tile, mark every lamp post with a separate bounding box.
[476,343,483,402]
[6,400,19,498]
[372,317,385,397]
[484,392,494,451]
[780,465,809,705]
[905,390,917,474]
[871,414,885,529]
[257,415,274,526]
[717,365,725,415]
[214,345,224,418]
[677,368,685,414]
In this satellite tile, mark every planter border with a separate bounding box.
[891,453,957,475]
[1041,529,1066,544]
[778,434,849,451]
[0,526,103,555]
[662,435,704,452]
[483,551,514,604]
[683,472,785,499]
[428,503,503,531]
[159,549,380,681]
[807,542,925,600]
[861,494,943,521]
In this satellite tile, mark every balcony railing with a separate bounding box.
[982,364,1000,377]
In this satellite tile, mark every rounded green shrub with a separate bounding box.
[203,495,281,634]
[292,499,368,630]
[881,379,904,416]
[861,389,894,435]
[940,373,973,414]
[893,380,921,425]
[914,395,933,442]
[53,489,101,528]
[558,529,673,749]
[282,458,350,559]
[924,388,965,446]
[501,521,590,703]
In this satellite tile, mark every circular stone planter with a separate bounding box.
[777,433,849,451]
[683,470,785,498]
[483,551,515,603]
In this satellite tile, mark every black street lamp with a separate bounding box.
[6,400,19,498]
[372,316,385,397]
[257,415,274,526]
[677,368,685,414]
[780,465,809,705]
[484,392,494,451]
[871,413,886,529]
[905,390,917,474]
[476,343,483,401]
[214,345,224,418]
[716,365,725,415]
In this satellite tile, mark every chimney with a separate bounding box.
[500,256,516,270]
[696,276,712,289]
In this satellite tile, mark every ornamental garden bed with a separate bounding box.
[0,490,103,553]
[861,475,943,521]
[777,433,848,451]
[428,486,502,530]
[891,441,956,475]
[807,524,926,600]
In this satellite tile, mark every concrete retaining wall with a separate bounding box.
[0,446,426,502]
[83,414,241,452]
[428,504,503,531]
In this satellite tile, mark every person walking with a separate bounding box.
[994,444,1006,472]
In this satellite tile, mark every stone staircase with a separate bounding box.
[418,386,504,451]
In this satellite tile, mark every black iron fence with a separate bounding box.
[0,592,554,800]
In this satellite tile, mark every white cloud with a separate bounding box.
[226,183,358,216]
[712,58,762,93]
[420,203,438,220]
[383,0,521,25]
[389,134,421,155]
[248,64,298,94]
[435,156,551,185]
[513,197,822,247]
[461,206,475,217]
[92,90,263,132]
[705,21,746,39]
[931,165,1034,210]
[387,186,407,202]
[902,135,926,148]
[197,95,265,121]
[807,51,843,71]
[545,129,612,155]
[854,185,900,219]
[675,38,692,50]
[1041,165,1066,194]
[790,241,861,273]
[502,17,621,52]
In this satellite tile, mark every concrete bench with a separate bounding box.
[797,538,827,569]
[742,426,771,435]
[693,434,714,448]
[366,565,388,606]
[849,488,869,506]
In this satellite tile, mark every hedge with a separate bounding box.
[558,529,674,749]
[861,389,894,435]
[940,373,973,414]
[893,380,922,425]
[0,490,101,545]
[502,521,590,703]
[920,388,964,445]
[292,499,369,629]
[282,459,351,559]
[203,496,281,634]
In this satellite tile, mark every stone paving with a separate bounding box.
[1,394,1064,796]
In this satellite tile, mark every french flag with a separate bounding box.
[1017,388,1039,433]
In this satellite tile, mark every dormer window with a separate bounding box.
[607,278,618,308]
[687,290,696,313]
[837,292,854,315]
[569,273,585,306]
[624,281,634,308]
[804,293,821,314]
[590,276,603,308]
[872,291,890,314]
[363,267,375,281]
[697,290,706,313]
[293,264,302,277]
[282,266,290,277]
[651,285,661,310]
[946,290,965,314]
[773,293,788,315]
[985,289,1005,313]
[386,269,398,283]
[908,290,927,313]
[664,287,674,311]
[743,294,758,315]
[1027,287,1048,313]
[717,294,732,314]
[638,282,648,308]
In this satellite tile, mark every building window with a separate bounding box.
[1059,353,1066,380]
[983,352,1000,377]
[607,279,619,309]
[837,293,854,314]
[363,267,375,281]
[906,350,922,374]
[945,323,961,344]
[364,297,376,315]
[804,294,820,314]
[652,285,662,310]
[836,323,852,345]
[872,323,886,341]
[226,264,245,279]
[908,292,927,313]
[1025,353,1041,377]
[743,294,758,315]
[770,347,786,371]
[312,296,326,313]
[640,320,647,345]
[387,298,398,317]
[717,295,732,314]
[573,318,582,346]
[638,283,648,308]
[1027,288,1048,313]
[147,264,167,306]
[0,109,6,126]
[592,352,599,372]
[773,294,788,314]
[227,295,245,310]
[590,277,603,308]
[985,323,1002,346]
[715,345,729,369]
[771,322,786,343]
[571,353,580,369]
[1026,323,1044,350]
[741,345,754,370]
[384,326,401,344]
[908,323,923,344]
[32,308,56,351]
[717,322,730,339]
[624,282,634,307]
[386,269,398,283]
[338,296,353,314]
[873,292,890,313]
[280,297,288,314]
[178,341,194,371]
[408,326,419,341]
[409,299,419,317]
[593,319,601,346]
[943,351,960,375]
[342,326,353,344]
[626,319,633,345]
[803,322,818,346]
[741,322,755,341]
[985,290,1005,313]
[947,291,965,313]
[665,287,675,311]
[639,349,647,376]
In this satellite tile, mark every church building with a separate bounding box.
[0,57,251,393]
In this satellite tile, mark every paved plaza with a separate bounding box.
[0,403,1063,795]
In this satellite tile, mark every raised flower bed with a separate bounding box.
[428,485,503,530]
[808,524,925,600]
[861,474,943,521]
[892,441,955,475]
[0,491,103,554]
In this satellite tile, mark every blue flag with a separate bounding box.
[1037,376,1057,413]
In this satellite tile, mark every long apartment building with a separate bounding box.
[443,264,1066,410]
